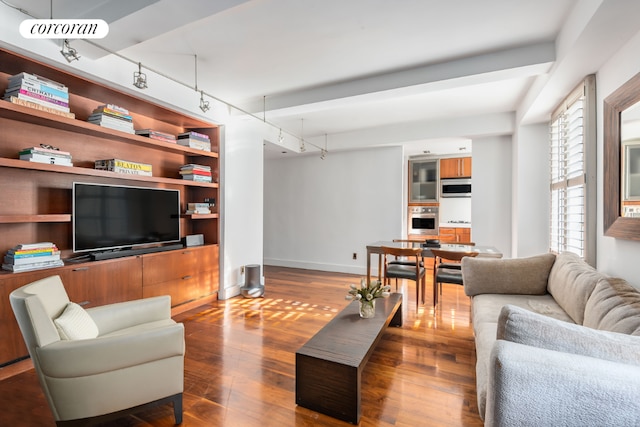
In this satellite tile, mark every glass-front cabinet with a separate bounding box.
[409,159,438,202]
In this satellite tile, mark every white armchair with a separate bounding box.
[9,275,185,426]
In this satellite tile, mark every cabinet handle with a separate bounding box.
[78,301,90,306]
[182,275,192,280]
[72,267,89,272]
[182,251,191,255]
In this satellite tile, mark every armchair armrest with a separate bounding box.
[87,295,171,335]
[485,340,640,427]
[36,322,184,378]
[462,253,555,296]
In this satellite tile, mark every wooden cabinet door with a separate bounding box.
[60,257,143,308]
[440,157,472,178]
[439,227,457,243]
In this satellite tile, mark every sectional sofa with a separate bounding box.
[461,251,640,426]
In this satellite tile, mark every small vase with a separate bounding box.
[359,299,376,318]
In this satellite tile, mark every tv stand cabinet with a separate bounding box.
[0,48,221,367]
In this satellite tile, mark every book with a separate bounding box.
[181,174,212,182]
[5,84,68,103]
[2,259,64,272]
[5,253,61,265]
[5,96,76,119]
[136,129,177,143]
[11,242,56,250]
[21,155,73,166]
[178,131,209,141]
[8,72,67,91]
[187,203,211,210]
[181,164,211,171]
[19,147,72,158]
[177,139,211,151]
[6,78,69,99]
[179,169,211,176]
[94,104,129,115]
[95,159,152,176]
[4,92,70,112]
[7,248,59,257]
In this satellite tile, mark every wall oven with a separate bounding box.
[441,178,472,198]
[408,206,439,236]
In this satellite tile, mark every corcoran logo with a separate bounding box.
[19,19,109,39]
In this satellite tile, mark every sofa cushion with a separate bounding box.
[497,304,640,366]
[54,302,99,340]
[462,253,556,296]
[583,277,640,335]
[547,251,602,325]
[473,321,498,421]
[471,294,572,327]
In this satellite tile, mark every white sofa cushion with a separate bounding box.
[547,251,602,325]
[584,277,640,335]
[54,302,99,340]
[497,304,640,366]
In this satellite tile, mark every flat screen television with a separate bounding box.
[73,182,181,254]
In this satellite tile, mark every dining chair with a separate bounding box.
[431,248,479,306]
[382,246,426,309]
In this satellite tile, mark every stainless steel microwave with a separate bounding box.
[441,178,471,198]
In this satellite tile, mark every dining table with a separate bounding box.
[366,240,503,284]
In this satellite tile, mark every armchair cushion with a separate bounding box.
[54,302,99,340]
[497,304,640,367]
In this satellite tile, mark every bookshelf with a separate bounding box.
[0,47,221,366]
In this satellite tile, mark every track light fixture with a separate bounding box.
[199,90,210,113]
[299,139,306,152]
[320,148,327,160]
[60,39,80,62]
[133,62,148,89]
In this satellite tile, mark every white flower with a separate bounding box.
[381,291,390,297]
[355,293,362,300]
[366,293,373,301]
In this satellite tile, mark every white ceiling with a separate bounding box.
[7,0,640,157]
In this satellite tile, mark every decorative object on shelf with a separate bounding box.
[95,158,152,176]
[3,72,71,114]
[180,163,212,182]
[345,278,391,319]
[19,145,73,166]
[177,131,211,151]
[185,202,211,215]
[135,129,176,144]
[2,242,63,272]
[88,104,134,134]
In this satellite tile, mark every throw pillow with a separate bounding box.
[54,302,99,340]
[461,253,555,296]
[497,304,640,367]
[546,251,602,325]
[584,277,640,335]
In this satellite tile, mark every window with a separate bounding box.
[549,75,596,265]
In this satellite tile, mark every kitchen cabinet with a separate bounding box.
[409,159,438,202]
[439,227,471,243]
[440,157,472,179]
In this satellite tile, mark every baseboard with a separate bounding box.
[263,258,368,276]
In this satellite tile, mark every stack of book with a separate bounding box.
[88,104,134,134]
[95,158,153,176]
[185,202,211,215]
[2,242,63,272]
[177,131,211,151]
[19,146,73,166]
[135,129,177,144]
[180,164,212,182]
[3,72,74,119]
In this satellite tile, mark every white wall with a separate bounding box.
[512,123,550,258]
[597,28,640,286]
[219,114,265,299]
[471,136,513,258]
[264,146,404,275]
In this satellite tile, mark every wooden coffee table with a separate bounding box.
[295,293,402,424]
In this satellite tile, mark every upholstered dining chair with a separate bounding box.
[9,275,185,426]
[382,246,426,309]
[431,248,479,306]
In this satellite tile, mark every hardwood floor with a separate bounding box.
[0,266,483,427]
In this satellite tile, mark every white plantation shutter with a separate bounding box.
[549,76,596,264]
